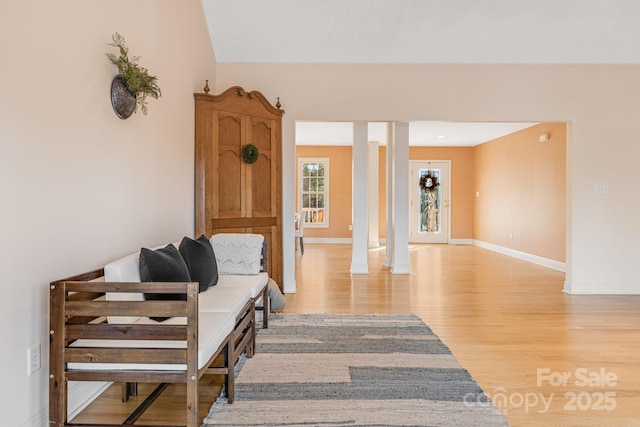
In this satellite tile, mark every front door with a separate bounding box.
[410,161,450,243]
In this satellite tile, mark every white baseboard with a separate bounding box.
[473,240,566,272]
[68,381,111,419]
[20,407,47,427]
[563,280,640,295]
[25,382,110,427]
[23,382,110,427]
[301,237,565,273]
[450,238,473,245]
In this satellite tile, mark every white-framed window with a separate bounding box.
[298,158,329,228]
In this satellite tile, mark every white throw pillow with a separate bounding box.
[210,233,264,275]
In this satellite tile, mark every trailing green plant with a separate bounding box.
[106,32,161,115]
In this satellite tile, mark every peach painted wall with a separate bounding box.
[473,123,566,262]
[296,146,353,238]
[298,137,563,256]
[297,145,474,241]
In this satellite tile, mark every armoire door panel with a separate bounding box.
[195,105,213,235]
[195,87,284,286]
[250,118,273,152]
[216,212,244,220]
[251,154,273,214]
[251,212,274,219]
[218,112,243,147]
[210,217,277,229]
[218,150,243,215]
[269,124,279,214]
[210,227,246,235]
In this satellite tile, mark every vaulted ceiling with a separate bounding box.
[201,0,640,145]
[202,0,640,64]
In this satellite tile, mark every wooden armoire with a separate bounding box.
[194,86,284,286]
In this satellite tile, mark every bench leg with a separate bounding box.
[186,378,198,427]
[121,382,138,402]
[49,375,66,427]
[49,284,67,427]
[247,307,256,358]
[262,286,269,329]
[225,339,235,404]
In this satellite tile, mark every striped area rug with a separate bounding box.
[204,313,509,427]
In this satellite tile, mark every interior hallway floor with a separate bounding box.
[72,243,640,426]
[285,243,640,426]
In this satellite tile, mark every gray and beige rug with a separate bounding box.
[204,313,508,426]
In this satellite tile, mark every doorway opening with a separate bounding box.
[410,160,450,244]
[293,121,567,280]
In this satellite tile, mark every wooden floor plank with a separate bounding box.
[72,244,640,426]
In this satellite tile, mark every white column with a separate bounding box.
[282,116,297,293]
[384,123,394,268]
[391,122,410,275]
[368,140,379,248]
[351,121,369,274]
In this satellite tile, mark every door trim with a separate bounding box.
[409,160,452,244]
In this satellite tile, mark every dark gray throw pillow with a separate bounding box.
[179,235,219,292]
[139,243,191,321]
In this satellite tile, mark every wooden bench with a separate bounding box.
[49,271,238,427]
[49,235,270,427]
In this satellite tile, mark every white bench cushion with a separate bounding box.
[68,311,234,371]
[198,286,251,314]
[216,272,268,299]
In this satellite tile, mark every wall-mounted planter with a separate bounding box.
[110,74,136,119]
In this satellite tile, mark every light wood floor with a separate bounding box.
[72,244,640,426]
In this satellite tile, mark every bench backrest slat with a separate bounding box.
[65,347,188,364]
[65,300,188,318]
[65,281,193,294]
[66,323,188,341]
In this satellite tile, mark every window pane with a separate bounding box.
[300,159,328,226]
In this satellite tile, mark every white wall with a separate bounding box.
[216,63,640,295]
[0,1,216,425]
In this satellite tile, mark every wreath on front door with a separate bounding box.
[419,172,440,192]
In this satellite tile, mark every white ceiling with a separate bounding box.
[202,0,640,64]
[202,1,626,146]
[296,121,538,146]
